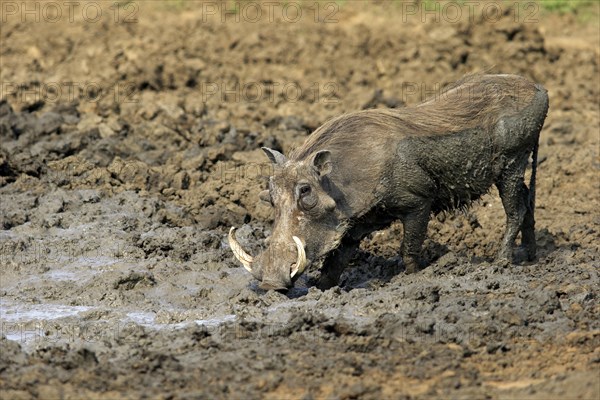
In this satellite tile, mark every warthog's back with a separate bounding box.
[291,74,543,163]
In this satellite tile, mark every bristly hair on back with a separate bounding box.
[291,73,537,161]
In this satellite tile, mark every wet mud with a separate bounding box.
[1,2,599,399]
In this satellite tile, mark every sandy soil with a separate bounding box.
[1,1,599,398]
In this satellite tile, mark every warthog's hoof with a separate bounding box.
[513,246,537,263]
[403,257,422,274]
[316,275,339,291]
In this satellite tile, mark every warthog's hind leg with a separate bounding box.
[520,181,536,260]
[496,157,530,262]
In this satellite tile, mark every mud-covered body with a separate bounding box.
[229,74,549,290]
[387,90,546,215]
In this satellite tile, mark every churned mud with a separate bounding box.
[1,1,599,399]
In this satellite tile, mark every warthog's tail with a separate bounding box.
[528,141,538,214]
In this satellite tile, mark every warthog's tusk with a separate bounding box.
[228,227,254,273]
[290,236,306,278]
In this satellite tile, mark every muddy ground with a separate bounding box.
[1,1,599,399]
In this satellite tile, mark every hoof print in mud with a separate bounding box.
[113,272,157,290]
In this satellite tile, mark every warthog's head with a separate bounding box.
[229,147,346,290]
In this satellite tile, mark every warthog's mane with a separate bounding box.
[291,73,537,161]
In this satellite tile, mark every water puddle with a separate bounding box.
[0,301,93,343]
[126,311,236,329]
[43,256,121,281]
[0,301,92,322]
[0,300,237,346]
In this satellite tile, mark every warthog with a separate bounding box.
[229,74,549,290]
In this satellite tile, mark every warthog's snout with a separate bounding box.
[229,227,307,290]
[259,279,290,291]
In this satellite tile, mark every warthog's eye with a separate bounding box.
[299,185,311,196]
[297,183,317,210]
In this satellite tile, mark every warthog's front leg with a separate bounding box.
[316,238,359,290]
[400,203,431,274]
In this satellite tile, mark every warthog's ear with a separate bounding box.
[262,147,287,166]
[312,150,332,177]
